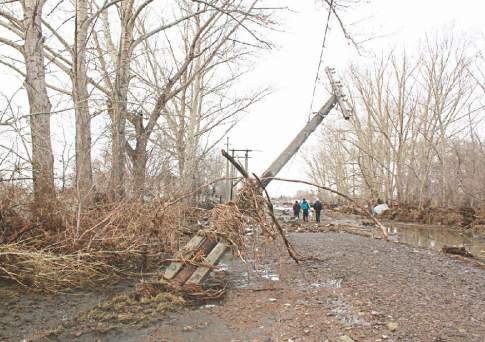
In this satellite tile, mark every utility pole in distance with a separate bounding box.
[227,148,258,200]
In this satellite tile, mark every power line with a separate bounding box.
[308,0,334,120]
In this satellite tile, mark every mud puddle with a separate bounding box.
[212,252,281,289]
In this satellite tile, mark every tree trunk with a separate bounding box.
[110,107,127,201]
[131,135,148,199]
[73,0,93,206]
[108,4,133,201]
[22,0,56,210]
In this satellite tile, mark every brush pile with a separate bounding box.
[0,186,196,291]
[0,170,322,292]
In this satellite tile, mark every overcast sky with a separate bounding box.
[228,0,485,197]
[1,0,483,197]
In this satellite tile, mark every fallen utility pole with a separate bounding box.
[260,95,337,188]
[163,67,353,286]
[260,67,352,188]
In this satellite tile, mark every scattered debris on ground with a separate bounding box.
[2,214,484,341]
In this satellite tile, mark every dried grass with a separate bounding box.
[0,243,115,291]
[207,202,245,252]
[0,185,201,291]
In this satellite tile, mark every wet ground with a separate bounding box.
[141,231,484,341]
[283,210,485,261]
[1,214,485,341]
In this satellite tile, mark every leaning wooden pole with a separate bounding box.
[260,95,337,188]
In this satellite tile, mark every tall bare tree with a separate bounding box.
[73,0,93,205]
[0,1,56,212]
[306,36,482,208]
[128,1,270,199]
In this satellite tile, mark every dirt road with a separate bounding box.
[143,231,485,342]
[1,227,484,341]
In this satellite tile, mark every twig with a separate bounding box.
[253,174,328,263]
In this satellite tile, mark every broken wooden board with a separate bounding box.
[164,234,206,280]
[185,241,229,285]
[172,237,218,285]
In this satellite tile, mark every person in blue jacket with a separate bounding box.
[301,198,310,222]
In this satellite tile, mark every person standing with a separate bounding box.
[292,200,301,220]
[313,199,323,223]
[301,198,310,222]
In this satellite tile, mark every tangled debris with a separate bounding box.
[0,148,388,296]
[0,190,197,291]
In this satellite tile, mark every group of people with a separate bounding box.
[292,198,323,223]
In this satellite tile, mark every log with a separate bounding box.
[441,245,474,258]
[185,241,229,285]
[164,234,206,280]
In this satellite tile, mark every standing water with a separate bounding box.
[384,222,485,260]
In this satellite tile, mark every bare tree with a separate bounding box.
[72,0,94,206]
[129,1,270,200]
[306,36,483,208]
[91,0,213,200]
[0,1,56,212]
[90,0,275,200]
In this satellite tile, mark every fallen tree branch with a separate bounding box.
[253,174,328,263]
[220,149,330,262]
[221,149,249,178]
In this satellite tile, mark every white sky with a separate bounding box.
[227,0,485,197]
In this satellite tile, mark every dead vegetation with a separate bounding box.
[0,244,115,290]
[330,200,485,232]
[0,185,196,291]
[26,287,188,341]
[0,170,315,292]
[379,205,483,228]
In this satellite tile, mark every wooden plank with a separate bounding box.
[185,242,229,285]
[172,237,218,285]
[164,234,206,280]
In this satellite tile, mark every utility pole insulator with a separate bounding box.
[325,66,353,120]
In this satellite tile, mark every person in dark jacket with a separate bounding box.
[313,199,323,223]
[292,200,301,220]
[301,198,310,222]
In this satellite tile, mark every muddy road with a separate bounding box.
[1,217,485,341]
[142,232,485,342]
